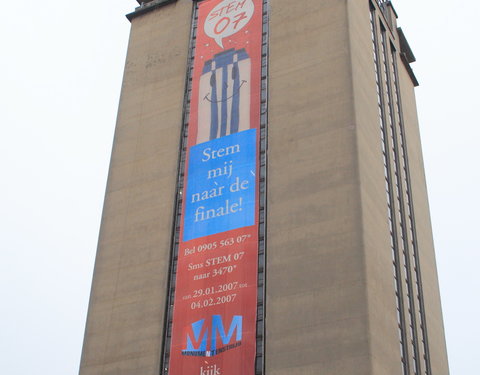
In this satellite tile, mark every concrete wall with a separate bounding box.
[266,0,370,373]
[78,1,192,374]
[267,0,449,373]
[348,1,402,374]
[397,52,450,374]
[348,1,449,373]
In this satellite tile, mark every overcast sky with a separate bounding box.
[0,1,478,374]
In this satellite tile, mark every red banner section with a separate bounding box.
[168,1,263,375]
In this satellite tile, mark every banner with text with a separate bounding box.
[168,1,263,375]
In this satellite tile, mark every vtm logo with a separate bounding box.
[182,315,243,357]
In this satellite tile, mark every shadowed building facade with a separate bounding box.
[79,1,449,374]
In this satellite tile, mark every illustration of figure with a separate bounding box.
[197,48,251,144]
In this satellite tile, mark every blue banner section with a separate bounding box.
[184,129,256,242]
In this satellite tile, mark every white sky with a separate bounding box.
[0,1,478,374]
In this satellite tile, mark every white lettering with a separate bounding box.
[200,365,221,375]
[202,145,240,162]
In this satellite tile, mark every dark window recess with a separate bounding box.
[370,4,409,374]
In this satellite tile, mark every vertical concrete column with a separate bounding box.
[348,0,403,373]
[397,60,450,375]
[348,1,449,373]
[79,1,192,374]
[266,0,370,373]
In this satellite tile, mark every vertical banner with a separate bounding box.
[168,1,263,375]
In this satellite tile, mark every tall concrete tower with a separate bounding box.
[79,1,449,374]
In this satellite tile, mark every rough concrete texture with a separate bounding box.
[349,1,404,374]
[267,0,448,374]
[267,0,370,374]
[79,1,192,374]
[397,51,450,375]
